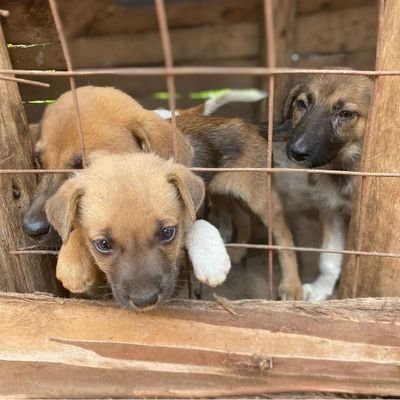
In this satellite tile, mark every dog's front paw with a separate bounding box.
[278,279,304,301]
[303,282,332,301]
[186,220,231,287]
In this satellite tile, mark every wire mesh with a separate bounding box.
[0,0,396,300]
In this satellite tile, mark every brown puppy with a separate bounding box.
[284,74,373,300]
[46,153,204,310]
[24,86,303,300]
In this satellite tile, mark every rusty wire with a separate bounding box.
[0,75,49,87]
[48,0,87,167]
[4,0,398,298]
[10,244,400,260]
[3,66,400,77]
[3,167,400,178]
[263,0,275,299]
[155,0,178,162]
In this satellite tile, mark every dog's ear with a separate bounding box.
[132,110,193,166]
[45,177,83,243]
[282,83,308,120]
[168,163,205,223]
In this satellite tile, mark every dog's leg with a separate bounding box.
[56,227,107,295]
[303,212,346,301]
[228,201,251,264]
[209,172,303,300]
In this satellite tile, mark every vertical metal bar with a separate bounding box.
[48,0,87,167]
[263,0,276,299]
[352,0,386,297]
[155,0,178,161]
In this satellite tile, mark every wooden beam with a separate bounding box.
[0,26,62,294]
[294,3,377,54]
[297,0,375,15]
[340,0,400,298]
[8,22,260,70]
[0,293,399,398]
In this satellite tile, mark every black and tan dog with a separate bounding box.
[284,74,373,300]
[23,86,303,300]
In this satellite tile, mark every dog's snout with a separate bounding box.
[22,214,50,238]
[130,291,159,309]
[289,140,309,162]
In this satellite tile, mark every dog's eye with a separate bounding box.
[93,239,113,254]
[338,110,357,119]
[160,226,176,243]
[295,99,307,110]
[72,155,83,169]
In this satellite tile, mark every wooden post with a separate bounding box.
[339,0,400,297]
[0,294,399,398]
[0,25,62,294]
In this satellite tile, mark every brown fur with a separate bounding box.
[46,153,204,310]
[24,86,303,300]
[283,74,373,300]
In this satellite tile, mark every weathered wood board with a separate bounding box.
[340,0,400,298]
[0,26,61,295]
[0,293,399,398]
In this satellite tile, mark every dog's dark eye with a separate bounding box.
[160,226,176,243]
[93,239,113,254]
[338,110,357,119]
[72,155,83,169]
[295,99,307,110]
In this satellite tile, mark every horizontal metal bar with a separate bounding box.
[1,67,400,77]
[10,244,400,259]
[2,167,400,178]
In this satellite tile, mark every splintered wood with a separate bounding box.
[0,293,399,398]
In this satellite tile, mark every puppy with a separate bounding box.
[24,86,303,300]
[284,74,373,300]
[46,153,207,310]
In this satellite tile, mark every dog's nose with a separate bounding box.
[290,141,309,162]
[130,291,159,309]
[22,216,50,238]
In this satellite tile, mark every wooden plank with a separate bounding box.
[8,22,260,70]
[57,0,262,38]
[1,0,58,44]
[0,26,61,294]
[294,4,378,54]
[293,49,376,70]
[297,0,375,15]
[340,0,400,298]
[0,293,399,398]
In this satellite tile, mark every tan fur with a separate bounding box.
[46,153,205,309]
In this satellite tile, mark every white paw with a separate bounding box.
[303,282,333,301]
[186,220,231,287]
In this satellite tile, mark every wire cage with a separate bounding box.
[0,0,399,397]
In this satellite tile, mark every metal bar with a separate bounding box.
[3,167,400,177]
[0,75,49,87]
[155,0,178,161]
[10,244,400,259]
[3,67,400,77]
[48,0,87,167]
[264,0,275,300]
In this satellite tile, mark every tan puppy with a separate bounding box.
[24,86,303,300]
[46,153,205,309]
